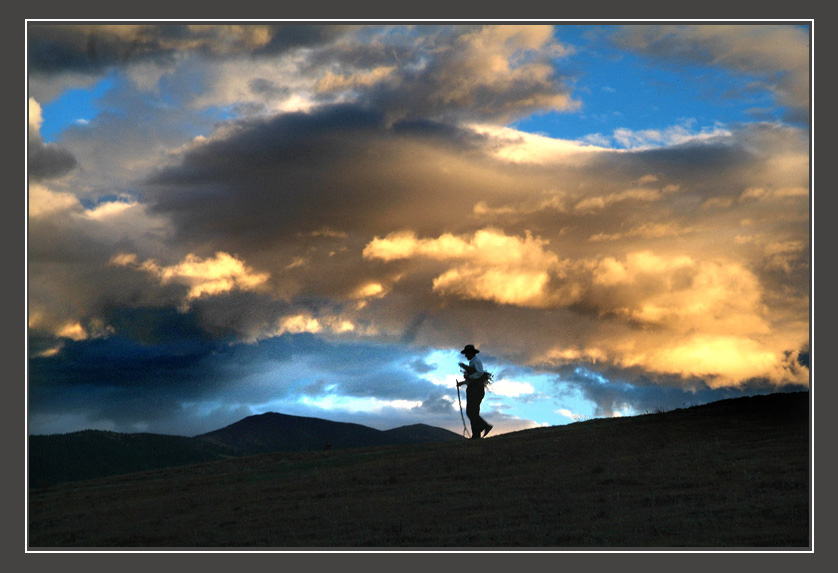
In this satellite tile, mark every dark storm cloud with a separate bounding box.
[141,102,491,263]
[28,330,316,435]
[28,137,77,181]
[252,24,357,56]
[27,24,356,75]
[28,98,77,180]
[143,105,389,243]
[29,328,217,391]
[28,319,224,435]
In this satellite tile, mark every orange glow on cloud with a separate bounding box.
[111,251,270,305]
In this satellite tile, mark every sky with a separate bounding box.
[26,22,811,438]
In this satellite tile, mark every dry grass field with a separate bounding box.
[27,392,810,549]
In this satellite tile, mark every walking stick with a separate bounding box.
[456,379,470,438]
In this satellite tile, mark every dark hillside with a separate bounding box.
[28,430,236,488]
[29,413,464,487]
[28,391,810,548]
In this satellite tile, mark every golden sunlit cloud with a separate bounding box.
[275,314,323,336]
[364,228,565,307]
[592,251,771,335]
[111,251,270,305]
[271,313,356,339]
[28,309,115,344]
[545,347,607,364]
[353,282,385,299]
[83,200,139,220]
[56,322,88,341]
[644,334,788,388]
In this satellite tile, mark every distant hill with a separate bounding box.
[195,412,463,455]
[381,423,465,445]
[28,413,463,487]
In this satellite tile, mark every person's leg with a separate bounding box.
[466,385,484,438]
[469,385,492,436]
[466,400,481,438]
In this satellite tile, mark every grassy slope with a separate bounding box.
[28,431,238,488]
[27,392,810,549]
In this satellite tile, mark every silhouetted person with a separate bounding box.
[457,344,493,439]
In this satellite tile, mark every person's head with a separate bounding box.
[461,344,479,359]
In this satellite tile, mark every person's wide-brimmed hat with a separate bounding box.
[460,344,479,355]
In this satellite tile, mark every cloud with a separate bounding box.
[490,379,536,398]
[112,251,271,306]
[27,24,356,75]
[309,25,579,124]
[611,24,810,121]
[466,123,605,163]
[28,183,80,218]
[607,122,732,150]
[36,106,808,392]
[28,98,77,181]
[27,24,809,436]
[364,228,565,308]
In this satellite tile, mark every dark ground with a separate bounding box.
[27,391,810,549]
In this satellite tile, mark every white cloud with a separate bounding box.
[468,123,607,163]
[28,183,80,218]
[300,395,423,414]
[490,379,535,398]
[609,122,731,150]
[557,408,579,420]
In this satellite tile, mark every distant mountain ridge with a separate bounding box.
[28,413,464,487]
[196,412,463,455]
